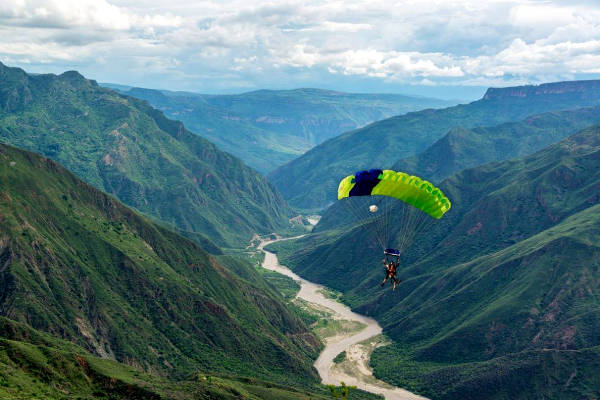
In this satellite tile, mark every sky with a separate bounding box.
[2,0,600,100]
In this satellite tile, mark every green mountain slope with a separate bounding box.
[110,86,453,173]
[0,62,290,247]
[393,106,600,182]
[0,142,320,384]
[0,316,375,400]
[269,80,600,209]
[267,127,600,398]
[369,205,600,400]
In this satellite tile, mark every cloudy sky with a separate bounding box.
[2,0,600,99]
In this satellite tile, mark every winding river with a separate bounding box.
[258,236,427,400]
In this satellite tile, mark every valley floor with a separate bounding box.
[258,236,428,400]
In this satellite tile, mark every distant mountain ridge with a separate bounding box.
[269,78,600,210]
[108,84,454,173]
[483,79,600,99]
[393,105,600,182]
[0,62,291,247]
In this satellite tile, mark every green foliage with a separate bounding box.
[0,143,320,384]
[312,319,366,340]
[0,316,370,400]
[328,382,357,399]
[112,86,453,173]
[370,344,600,400]
[261,270,301,300]
[269,81,600,210]
[0,316,382,400]
[333,351,347,364]
[0,62,291,248]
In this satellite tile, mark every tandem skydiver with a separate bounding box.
[381,249,402,290]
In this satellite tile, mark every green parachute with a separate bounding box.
[338,169,451,218]
[336,168,451,256]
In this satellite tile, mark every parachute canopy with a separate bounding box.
[338,169,451,219]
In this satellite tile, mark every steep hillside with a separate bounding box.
[0,143,320,384]
[0,316,371,400]
[111,86,453,173]
[269,80,600,209]
[267,127,600,398]
[0,62,290,247]
[370,206,600,400]
[393,106,600,182]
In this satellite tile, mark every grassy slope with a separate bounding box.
[277,125,600,293]
[269,80,600,210]
[0,143,320,384]
[0,316,382,400]
[116,87,452,173]
[266,128,600,398]
[0,62,290,247]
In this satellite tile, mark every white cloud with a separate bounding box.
[0,0,182,30]
[1,0,600,93]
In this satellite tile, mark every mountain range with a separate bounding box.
[0,62,290,248]
[106,85,453,173]
[269,80,600,210]
[0,316,340,400]
[392,105,600,182]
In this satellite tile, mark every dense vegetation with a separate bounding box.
[109,85,452,173]
[269,80,600,209]
[267,127,600,398]
[369,206,600,400]
[0,62,291,247]
[0,316,385,400]
[0,143,320,385]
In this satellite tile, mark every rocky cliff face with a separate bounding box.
[483,80,600,100]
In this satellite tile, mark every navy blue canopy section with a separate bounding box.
[349,169,383,197]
